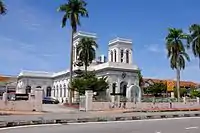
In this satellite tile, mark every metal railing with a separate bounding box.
[141,97,184,103]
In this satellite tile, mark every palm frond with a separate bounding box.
[77,37,98,68]
[0,0,7,15]
[188,24,200,65]
[165,27,190,70]
[58,0,88,30]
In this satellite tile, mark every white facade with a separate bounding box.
[16,31,141,102]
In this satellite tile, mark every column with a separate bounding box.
[51,89,54,97]
[116,78,121,104]
[123,50,125,63]
[117,48,120,63]
[43,85,47,97]
[58,86,60,100]
[85,90,93,111]
[108,50,111,62]
[129,50,133,64]
[34,87,43,112]
[2,92,7,102]
[110,83,115,103]
[126,80,131,102]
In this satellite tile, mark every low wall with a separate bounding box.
[91,102,200,111]
[0,100,34,111]
[92,102,111,111]
[0,87,43,112]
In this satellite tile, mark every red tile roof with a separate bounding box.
[143,78,198,87]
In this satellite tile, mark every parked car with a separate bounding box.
[42,97,59,104]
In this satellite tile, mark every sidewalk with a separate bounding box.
[1,110,200,128]
[0,110,45,115]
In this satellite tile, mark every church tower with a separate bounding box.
[73,31,97,66]
[108,37,133,64]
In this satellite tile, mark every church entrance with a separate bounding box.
[120,81,128,101]
[128,85,141,102]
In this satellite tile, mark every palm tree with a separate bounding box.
[77,37,98,74]
[0,0,6,15]
[138,70,143,88]
[188,24,200,66]
[165,28,190,101]
[57,0,88,104]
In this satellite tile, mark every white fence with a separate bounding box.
[0,87,43,112]
[79,90,200,111]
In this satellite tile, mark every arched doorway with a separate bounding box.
[120,81,128,101]
[36,86,41,88]
[63,84,67,97]
[112,83,116,94]
[127,84,141,102]
[25,86,31,94]
[46,86,52,97]
[36,86,43,96]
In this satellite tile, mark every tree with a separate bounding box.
[71,71,109,95]
[0,0,6,15]
[165,28,190,101]
[190,89,200,98]
[77,37,98,74]
[138,70,143,87]
[173,87,187,98]
[57,0,88,104]
[144,82,167,97]
[188,24,200,67]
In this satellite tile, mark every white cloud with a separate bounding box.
[0,36,56,71]
[144,43,166,55]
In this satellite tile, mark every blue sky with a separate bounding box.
[0,0,199,82]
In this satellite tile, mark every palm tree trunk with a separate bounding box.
[68,30,74,105]
[176,66,181,102]
[199,55,200,68]
[84,53,88,75]
[85,64,87,75]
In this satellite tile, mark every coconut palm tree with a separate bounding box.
[57,0,88,104]
[188,24,200,66]
[138,70,143,88]
[165,28,190,101]
[0,0,6,15]
[77,37,98,74]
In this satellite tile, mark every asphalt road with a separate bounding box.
[1,117,200,133]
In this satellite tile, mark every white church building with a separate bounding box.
[16,31,141,102]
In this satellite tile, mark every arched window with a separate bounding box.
[114,50,117,62]
[63,84,66,97]
[36,86,41,88]
[121,49,124,62]
[60,85,62,97]
[126,50,129,63]
[56,85,59,97]
[53,86,56,97]
[110,51,113,62]
[46,86,52,97]
[25,86,31,94]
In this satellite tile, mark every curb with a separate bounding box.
[1,113,200,128]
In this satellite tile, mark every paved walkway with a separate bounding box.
[1,111,200,122]
[42,104,78,113]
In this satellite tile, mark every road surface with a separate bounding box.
[1,117,200,133]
